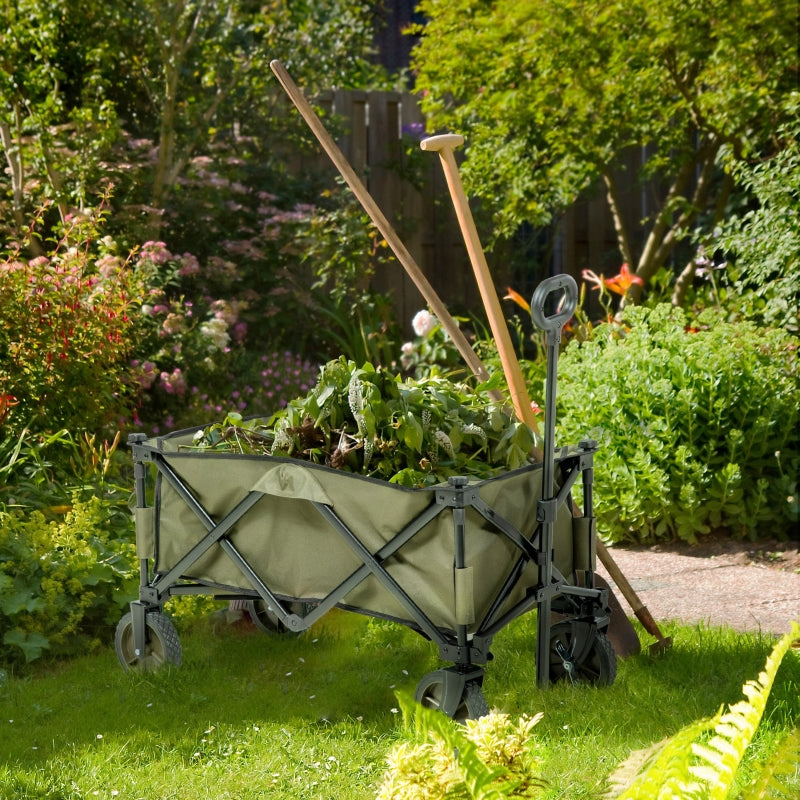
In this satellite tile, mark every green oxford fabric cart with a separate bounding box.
[115,276,616,719]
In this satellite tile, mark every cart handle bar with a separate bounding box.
[530,274,578,346]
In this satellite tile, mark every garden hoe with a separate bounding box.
[420,133,670,659]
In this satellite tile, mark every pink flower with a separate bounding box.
[139,241,172,264]
[161,313,184,335]
[233,321,247,343]
[412,309,437,337]
[177,253,200,277]
[159,367,186,396]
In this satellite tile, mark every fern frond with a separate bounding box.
[690,623,799,800]
[612,621,800,800]
[740,727,800,800]
[614,718,714,799]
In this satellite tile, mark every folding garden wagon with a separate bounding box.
[115,276,617,719]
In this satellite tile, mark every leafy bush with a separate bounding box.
[551,304,799,544]
[717,110,800,334]
[191,357,535,487]
[0,495,137,665]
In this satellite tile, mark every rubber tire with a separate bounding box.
[548,620,616,686]
[115,611,182,671]
[415,675,489,722]
[246,599,308,635]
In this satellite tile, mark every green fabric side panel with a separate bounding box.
[150,449,580,633]
[135,506,155,559]
[572,516,594,572]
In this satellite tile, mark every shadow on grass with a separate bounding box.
[0,608,436,767]
[2,609,798,777]
[485,615,800,744]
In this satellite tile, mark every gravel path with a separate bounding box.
[597,537,800,636]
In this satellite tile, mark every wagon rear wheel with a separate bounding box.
[548,620,616,686]
[115,611,182,671]
[246,599,309,634]
[415,672,489,721]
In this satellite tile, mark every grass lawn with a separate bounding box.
[1,606,798,799]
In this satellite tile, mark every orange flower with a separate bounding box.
[504,287,531,314]
[0,394,19,426]
[604,263,643,297]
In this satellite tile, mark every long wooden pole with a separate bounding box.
[269,60,501,400]
[420,133,539,433]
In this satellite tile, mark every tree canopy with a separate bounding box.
[410,0,799,296]
[0,0,388,240]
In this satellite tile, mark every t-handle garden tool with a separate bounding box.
[419,134,540,434]
[420,132,671,658]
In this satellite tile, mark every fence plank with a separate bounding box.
[316,89,654,333]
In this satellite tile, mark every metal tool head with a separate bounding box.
[648,635,674,658]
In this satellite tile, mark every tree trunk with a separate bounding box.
[0,111,27,237]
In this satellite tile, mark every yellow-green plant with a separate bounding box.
[0,495,137,665]
[374,692,546,799]
[609,622,800,799]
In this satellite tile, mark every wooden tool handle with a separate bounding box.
[420,133,540,434]
[270,60,500,398]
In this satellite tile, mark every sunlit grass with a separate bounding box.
[1,608,797,799]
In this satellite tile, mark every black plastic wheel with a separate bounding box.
[246,599,309,634]
[415,673,489,721]
[115,610,182,671]
[548,620,616,686]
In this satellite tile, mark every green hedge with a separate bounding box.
[550,304,799,544]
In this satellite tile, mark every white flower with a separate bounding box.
[199,317,230,352]
[434,430,455,458]
[412,309,437,337]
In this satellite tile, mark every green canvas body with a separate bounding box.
[136,428,576,633]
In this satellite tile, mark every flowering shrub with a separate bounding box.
[123,239,319,432]
[159,154,397,363]
[0,206,148,439]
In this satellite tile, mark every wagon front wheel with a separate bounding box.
[115,610,182,671]
[548,620,616,686]
[415,671,489,721]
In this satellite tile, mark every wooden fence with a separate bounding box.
[315,89,644,333]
